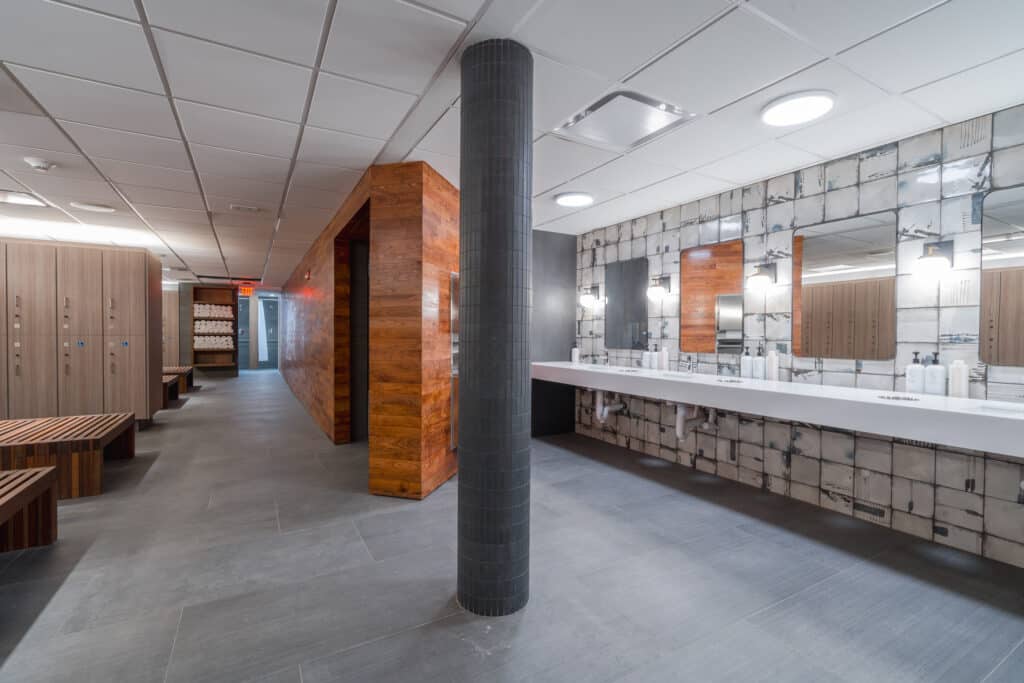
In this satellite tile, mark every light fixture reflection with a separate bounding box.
[646,275,671,302]
[916,240,953,277]
[747,262,777,291]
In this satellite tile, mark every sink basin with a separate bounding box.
[717,378,743,384]
[877,394,919,402]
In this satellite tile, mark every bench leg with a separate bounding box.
[177,375,187,394]
[0,484,57,552]
[104,427,135,461]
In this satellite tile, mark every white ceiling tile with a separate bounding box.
[904,49,1024,123]
[7,171,123,204]
[62,0,138,20]
[697,140,822,185]
[191,144,291,184]
[298,126,383,168]
[532,184,623,226]
[0,145,100,181]
[307,72,416,139]
[93,157,199,193]
[407,149,459,188]
[290,161,362,192]
[515,0,731,80]
[279,206,335,226]
[748,0,942,54]
[534,54,616,133]
[323,0,465,94]
[642,171,735,205]
[628,9,822,114]
[781,95,942,159]
[10,66,178,138]
[215,223,275,240]
[0,203,76,223]
[0,70,42,115]
[175,100,300,158]
[144,0,329,66]
[67,211,147,230]
[0,1,160,90]
[417,107,459,156]
[0,111,76,153]
[284,184,346,211]
[570,154,680,195]
[532,136,618,195]
[134,203,208,226]
[200,173,285,205]
[414,0,485,21]
[62,121,191,169]
[152,29,311,122]
[839,0,1024,93]
[210,207,277,230]
[118,184,205,210]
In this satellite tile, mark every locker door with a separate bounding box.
[8,336,58,418]
[0,243,5,419]
[7,242,56,337]
[853,280,880,360]
[103,250,146,336]
[830,282,856,359]
[0,329,6,419]
[58,247,104,336]
[60,336,104,416]
[104,337,133,414]
[129,334,148,419]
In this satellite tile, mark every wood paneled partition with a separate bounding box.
[281,162,458,500]
[679,241,744,353]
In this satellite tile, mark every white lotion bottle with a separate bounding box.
[571,346,580,364]
[906,351,925,394]
[949,359,969,398]
[925,351,947,396]
[753,345,766,380]
[740,347,753,379]
[659,347,669,371]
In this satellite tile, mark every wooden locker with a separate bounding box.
[104,336,147,417]
[0,335,5,419]
[7,242,56,338]
[58,246,104,336]
[875,278,896,361]
[59,336,104,416]
[981,270,1001,363]
[830,282,856,359]
[102,250,146,336]
[853,280,880,360]
[8,336,58,418]
[162,289,179,366]
[808,286,833,358]
[0,242,5,419]
[997,269,1024,366]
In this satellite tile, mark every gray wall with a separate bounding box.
[531,229,577,435]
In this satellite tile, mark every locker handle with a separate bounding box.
[109,297,115,310]
[15,365,20,377]
[63,296,69,308]
[14,294,20,308]
[65,363,70,376]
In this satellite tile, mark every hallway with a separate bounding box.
[2,371,1024,682]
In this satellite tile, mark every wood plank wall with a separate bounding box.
[792,236,803,357]
[280,162,458,500]
[679,241,744,353]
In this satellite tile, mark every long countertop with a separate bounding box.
[532,361,1024,458]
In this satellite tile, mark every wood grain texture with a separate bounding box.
[982,267,1024,366]
[280,163,458,499]
[162,290,180,368]
[800,277,895,360]
[679,241,744,353]
[792,235,803,357]
[0,467,57,552]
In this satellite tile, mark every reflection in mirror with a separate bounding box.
[794,212,897,360]
[981,187,1024,365]
[605,257,649,349]
[679,241,744,353]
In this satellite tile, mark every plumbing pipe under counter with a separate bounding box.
[531,361,1024,459]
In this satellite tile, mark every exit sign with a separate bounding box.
[239,285,254,297]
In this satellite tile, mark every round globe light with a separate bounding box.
[761,91,835,127]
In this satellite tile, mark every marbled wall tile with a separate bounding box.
[765,229,792,260]
[646,231,662,256]
[826,156,859,190]
[681,200,700,226]
[896,274,939,308]
[859,176,897,213]
[822,371,856,387]
[943,115,992,162]
[743,207,766,235]
[792,424,821,458]
[856,373,894,391]
[744,288,766,315]
[940,193,983,236]
[767,200,795,232]
[899,129,942,171]
[939,269,979,306]
[952,231,981,271]
[994,104,1024,149]
[719,214,742,242]
[987,383,1024,403]
[720,188,742,216]
[939,307,980,346]
[941,154,991,198]
[699,195,719,222]
[662,228,680,254]
[897,308,938,342]
[662,205,682,230]
[645,211,665,233]
[824,185,858,221]
[794,193,825,227]
[992,143,1024,187]
[764,285,792,314]
[632,215,649,237]
[898,201,940,240]
[743,234,766,263]
[860,143,898,182]
[766,173,795,204]
[765,313,791,340]
[898,165,941,207]
[859,359,895,374]
[742,181,766,210]
[897,237,926,274]
[699,220,719,245]
[681,223,700,249]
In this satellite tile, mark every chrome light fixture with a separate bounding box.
[761,91,834,127]
[747,262,777,290]
[916,240,954,276]
[646,275,671,302]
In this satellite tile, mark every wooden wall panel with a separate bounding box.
[792,236,803,357]
[800,277,895,360]
[679,241,744,353]
[162,290,180,367]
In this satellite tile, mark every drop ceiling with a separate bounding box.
[0,0,1020,287]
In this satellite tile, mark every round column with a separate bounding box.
[457,38,533,616]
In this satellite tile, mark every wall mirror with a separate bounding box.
[794,211,897,360]
[605,257,649,349]
[981,187,1024,366]
[679,241,744,353]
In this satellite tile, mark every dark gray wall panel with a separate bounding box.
[531,229,576,436]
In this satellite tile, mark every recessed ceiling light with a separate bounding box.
[761,91,834,127]
[70,201,116,213]
[554,192,594,208]
[0,190,46,207]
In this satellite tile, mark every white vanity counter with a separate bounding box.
[532,361,1024,458]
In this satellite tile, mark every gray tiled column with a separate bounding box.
[457,39,533,617]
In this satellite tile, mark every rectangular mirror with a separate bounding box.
[679,241,744,353]
[981,187,1024,365]
[605,257,649,349]
[794,212,897,360]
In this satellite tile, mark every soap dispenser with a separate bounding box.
[906,352,925,394]
[571,345,580,364]
[753,345,766,380]
[740,347,753,378]
[925,351,947,396]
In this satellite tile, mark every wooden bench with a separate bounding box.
[163,366,194,394]
[0,414,135,499]
[161,375,180,409]
[1,467,58,553]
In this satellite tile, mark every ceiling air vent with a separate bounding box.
[555,91,695,152]
[228,204,266,214]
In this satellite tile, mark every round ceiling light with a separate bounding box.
[70,201,116,213]
[554,191,594,208]
[761,91,835,127]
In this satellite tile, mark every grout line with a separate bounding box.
[981,632,1024,682]
[162,606,185,683]
[351,520,376,562]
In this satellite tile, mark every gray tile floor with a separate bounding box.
[2,370,1024,682]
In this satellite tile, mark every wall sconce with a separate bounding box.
[579,285,602,308]
[747,262,777,291]
[646,275,671,302]
[916,240,954,277]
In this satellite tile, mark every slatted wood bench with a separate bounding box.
[0,467,58,553]
[163,366,194,394]
[0,414,135,499]
[161,375,180,409]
